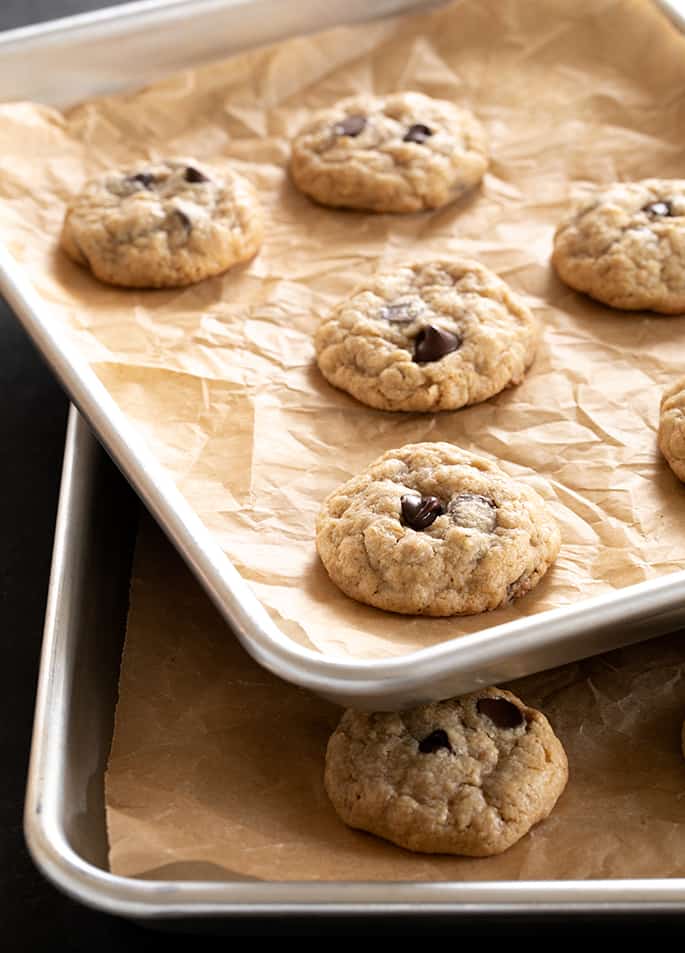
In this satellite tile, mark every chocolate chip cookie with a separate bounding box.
[316,442,561,616]
[324,687,568,856]
[658,377,685,481]
[60,159,263,288]
[315,259,539,412]
[552,179,685,313]
[291,91,488,213]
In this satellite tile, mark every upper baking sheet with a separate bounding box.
[1,0,685,662]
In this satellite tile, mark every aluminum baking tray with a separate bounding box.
[4,0,685,712]
[23,407,685,924]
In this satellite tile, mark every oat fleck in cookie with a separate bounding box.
[315,259,539,412]
[60,159,264,288]
[291,91,488,213]
[316,442,561,616]
[324,687,568,856]
[658,377,685,482]
[552,179,685,313]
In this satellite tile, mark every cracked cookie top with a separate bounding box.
[324,687,568,856]
[552,179,685,313]
[659,376,685,482]
[315,442,561,616]
[314,259,539,412]
[290,91,488,213]
[60,158,263,288]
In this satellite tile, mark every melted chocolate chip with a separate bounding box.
[128,172,155,189]
[401,494,444,531]
[378,302,419,324]
[447,493,497,532]
[403,123,433,144]
[413,325,462,363]
[184,166,209,184]
[477,696,526,729]
[643,200,673,217]
[333,114,367,137]
[175,209,192,231]
[418,729,452,754]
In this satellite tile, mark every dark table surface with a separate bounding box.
[2,0,685,943]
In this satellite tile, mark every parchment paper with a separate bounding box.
[1,0,685,659]
[106,515,685,880]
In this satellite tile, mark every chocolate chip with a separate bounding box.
[643,200,673,217]
[447,493,497,533]
[128,172,155,189]
[418,729,452,754]
[477,696,526,729]
[378,302,419,324]
[403,123,433,144]
[333,114,366,137]
[184,166,209,184]
[175,209,192,231]
[401,494,444,531]
[413,325,462,363]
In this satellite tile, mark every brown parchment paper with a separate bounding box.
[1,0,685,659]
[106,515,685,880]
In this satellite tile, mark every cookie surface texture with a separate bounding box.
[324,687,568,856]
[552,179,685,313]
[316,442,561,616]
[291,91,488,213]
[315,259,539,412]
[658,377,685,481]
[60,159,263,288]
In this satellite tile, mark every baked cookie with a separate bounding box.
[658,377,685,481]
[324,687,568,856]
[552,179,685,313]
[290,91,488,213]
[316,442,561,616]
[60,158,263,288]
[315,259,538,412]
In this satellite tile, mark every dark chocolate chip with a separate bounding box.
[184,166,210,184]
[413,325,462,363]
[403,123,433,144]
[418,728,452,754]
[333,114,367,137]
[401,494,444,531]
[643,200,673,217]
[175,209,192,231]
[128,172,155,189]
[378,302,418,323]
[477,696,526,729]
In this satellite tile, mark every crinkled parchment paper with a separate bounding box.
[1,0,685,663]
[106,516,685,880]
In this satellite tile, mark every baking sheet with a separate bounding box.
[1,0,685,661]
[106,514,685,881]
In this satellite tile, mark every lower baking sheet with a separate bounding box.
[2,0,685,665]
[106,514,685,881]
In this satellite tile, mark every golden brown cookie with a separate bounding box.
[658,377,685,481]
[316,442,561,616]
[325,687,568,856]
[315,259,539,412]
[291,91,488,213]
[60,158,263,288]
[552,180,685,313]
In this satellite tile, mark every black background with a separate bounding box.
[1,0,684,943]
